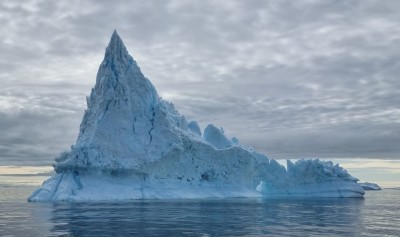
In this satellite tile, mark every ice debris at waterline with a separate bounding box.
[28,31,365,201]
[360,182,382,191]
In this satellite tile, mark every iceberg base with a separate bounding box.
[28,172,262,202]
[256,181,365,198]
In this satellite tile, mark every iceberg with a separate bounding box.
[360,182,382,191]
[28,31,364,201]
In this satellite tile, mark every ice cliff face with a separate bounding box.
[28,31,364,201]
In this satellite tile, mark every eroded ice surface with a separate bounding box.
[29,31,364,201]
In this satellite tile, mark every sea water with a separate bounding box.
[0,185,399,237]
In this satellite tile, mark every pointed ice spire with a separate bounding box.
[77,29,160,149]
[106,30,128,56]
[103,30,136,75]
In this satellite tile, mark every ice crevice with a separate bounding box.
[148,107,155,145]
[132,116,138,134]
[73,171,83,190]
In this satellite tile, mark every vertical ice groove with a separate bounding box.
[73,171,83,190]
[50,173,64,200]
[148,108,155,144]
[132,116,137,134]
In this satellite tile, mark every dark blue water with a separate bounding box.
[0,186,399,237]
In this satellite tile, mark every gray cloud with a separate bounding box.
[1,0,399,165]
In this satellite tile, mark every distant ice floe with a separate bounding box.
[359,182,382,191]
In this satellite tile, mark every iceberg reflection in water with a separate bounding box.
[47,198,363,236]
[2,189,399,237]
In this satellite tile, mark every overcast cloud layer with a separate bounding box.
[1,0,399,165]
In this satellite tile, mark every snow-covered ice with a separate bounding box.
[28,31,365,201]
[360,182,382,191]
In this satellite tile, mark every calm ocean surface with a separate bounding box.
[0,185,399,237]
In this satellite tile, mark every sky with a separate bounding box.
[1,0,400,166]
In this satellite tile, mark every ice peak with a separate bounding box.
[104,30,132,68]
[107,30,125,52]
[77,30,160,152]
